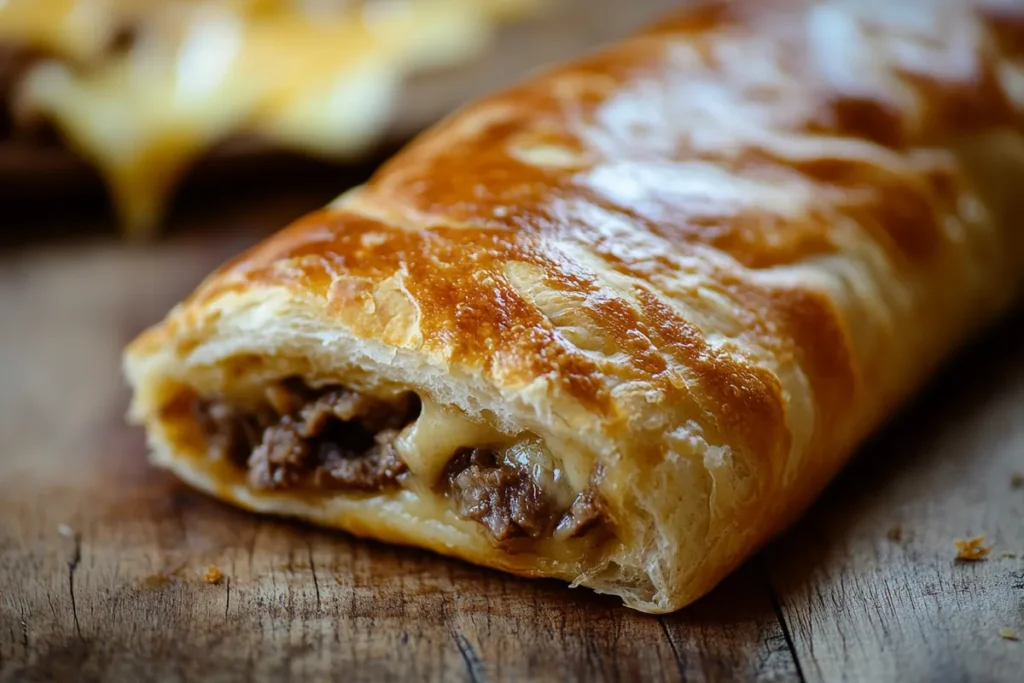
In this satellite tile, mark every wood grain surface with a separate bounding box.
[0,180,1021,683]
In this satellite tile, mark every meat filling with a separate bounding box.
[189,378,607,541]
[193,379,420,492]
[443,447,607,542]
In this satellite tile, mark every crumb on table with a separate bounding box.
[203,566,224,585]
[954,536,991,562]
[1012,472,1024,489]
[887,525,903,542]
[1000,628,1019,641]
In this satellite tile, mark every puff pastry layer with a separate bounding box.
[126,0,1024,612]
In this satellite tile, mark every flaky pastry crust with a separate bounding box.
[126,0,1024,612]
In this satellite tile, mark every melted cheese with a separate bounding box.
[395,398,506,483]
[395,398,577,512]
[163,383,598,561]
[0,0,117,61]
[0,0,541,236]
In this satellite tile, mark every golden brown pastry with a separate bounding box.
[125,0,1024,612]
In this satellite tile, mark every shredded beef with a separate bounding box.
[192,379,608,542]
[192,400,270,466]
[443,447,608,542]
[555,487,606,539]
[193,380,419,493]
[313,430,407,490]
[247,419,308,489]
[444,448,552,541]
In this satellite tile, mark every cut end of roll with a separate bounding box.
[122,305,682,610]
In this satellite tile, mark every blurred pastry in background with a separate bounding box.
[0,0,544,236]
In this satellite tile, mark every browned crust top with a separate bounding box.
[146,0,1023,477]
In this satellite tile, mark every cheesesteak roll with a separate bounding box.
[126,0,1024,612]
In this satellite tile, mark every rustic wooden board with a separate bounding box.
[0,182,1021,682]
[766,317,1024,683]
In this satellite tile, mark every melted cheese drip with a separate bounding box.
[0,0,540,236]
[395,398,505,483]
[395,398,577,510]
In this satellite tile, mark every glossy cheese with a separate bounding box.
[0,0,540,236]
[395,398,506,483]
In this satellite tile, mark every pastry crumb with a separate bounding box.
[886,525,903,542]
[954,536,991,562]
[57,524,75,538]
[1012,472,1024,489]
[1002,553,1018,559]
[203,566,224,585]
[1000,627,1019,641]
